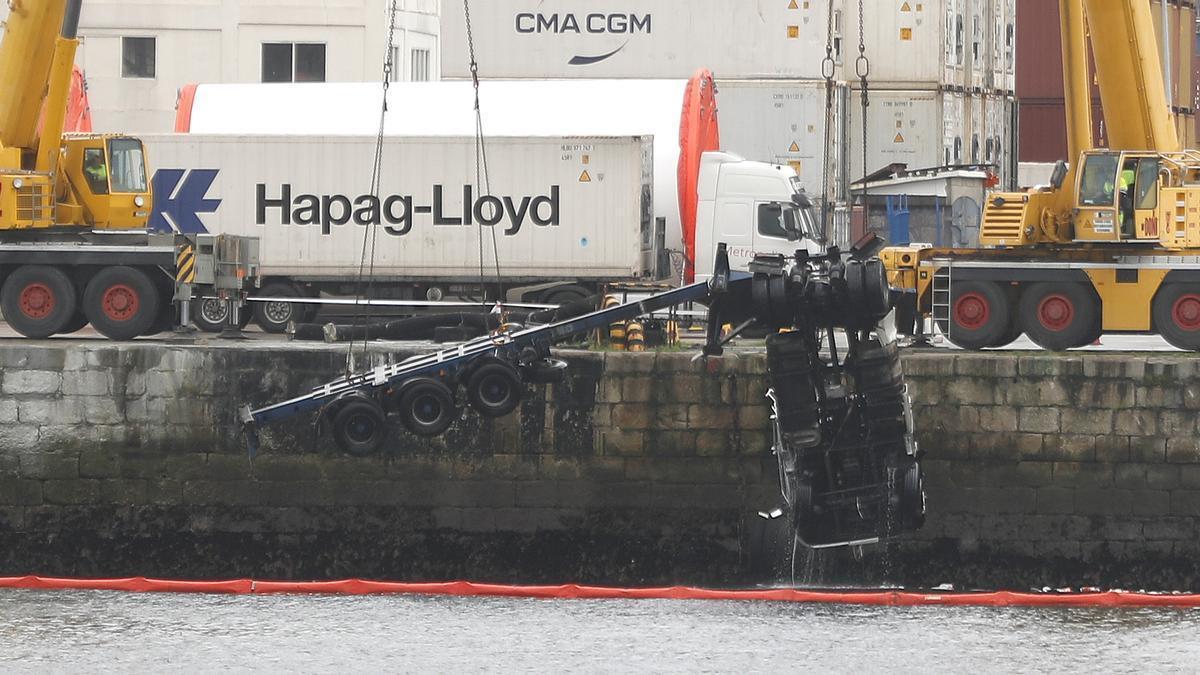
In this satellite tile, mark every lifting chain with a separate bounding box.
[347,0,400,374]
[464,0,505,311]
[819,0,837,243]
[856,0,871,217]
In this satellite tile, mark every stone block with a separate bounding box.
[81,397,124,425]
[182,480,262,506]
[955,461,1052,488]
[596,377,623,404]
[1134,385,1183,409]
[902,354,957,376]
[513,481,559,508]
[945,378,999,405]
[955,355,1018,378]
[694,430,733,457]
[147,480,183,505]
[17,453,78,480]
[251,456,325,482]
[1159,410,1198,436]
[1113,410,1158,437]
[0,425,40,450]
[1040,434,1096,462]
[1018,356,1083,378]
[609,351,660,374]
[0,400,17,425]
[1081,356,1135,378]
[976,406,1019,433]
[652,403,690,429]
[735,404,770,430]
[1094,436,1129,462]
[610,404,653,430]
[3,370,62,395]
[1144,517,1195,540]
[687,405,735,430]
[598,430,644,457]
[1059,408,1113,435]
[42,479,100,505]
[0,453,16,477]
[205,454,256,481]
[0,479,42,505]
[1035,487,1074,514]
[1052,461,1113,487]
[1073,488,1133,515]
[1183,385,1200,411]
[17,399,84,426]
[1169,490,1200,516]
[1097,517,1145,541]
[737,431,771,457]
[643,430,697,457]
[1129,437,1167,463]
[650,483,743,509]
[619,377,655,403]
[1018,407,1060,434]
[1113,464,1146,489]
[1147,464,1182,489]
[950,486,1037,514]
[1,348,66,371]
[1166,438,1200,464]
[1077,381,1136,409]
[1130,490,1171,517]
[98,479,149,505]
[62,371,110,397]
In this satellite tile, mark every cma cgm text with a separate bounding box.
[256,184,561,237]
[515,13,651,34]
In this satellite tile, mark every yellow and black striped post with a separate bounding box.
[175,243,197,285]
[602,294,625,350]
[625,320,645,352]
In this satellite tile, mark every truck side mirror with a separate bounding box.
[1050,160,1068,190]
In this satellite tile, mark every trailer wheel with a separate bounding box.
[1019,282,1097,351]
[467,362,523,418]
[899,460,926,530]
[254,282,302,333]
[1,265,78,338]
[83,267,160,340]
[332,398,387,456]
[397,379,457,436]
[944,280,1012,350]
[522,357,568,384]
[1153,284,1200,351]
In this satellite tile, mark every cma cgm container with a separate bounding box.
[441,0,1014,89]
[141,134,655,329]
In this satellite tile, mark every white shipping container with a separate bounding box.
[181,80,689,253]
[142,134,654,280]
[440,0,833,80]
[848,89,969,179]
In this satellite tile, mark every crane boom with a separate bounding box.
[1084,0,1179,152]
[0,0,70,168]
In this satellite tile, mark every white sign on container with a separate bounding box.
[142,134,654,280]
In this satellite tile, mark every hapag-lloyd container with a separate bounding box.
[440,0,1015,90]
[141,134,653,280]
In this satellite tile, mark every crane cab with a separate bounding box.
[58,135,152,230]
[1073,150,1200,249]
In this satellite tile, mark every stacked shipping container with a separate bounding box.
[1016,0,1198,164]
[441,0,1019,194]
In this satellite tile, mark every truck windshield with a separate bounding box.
[107,138,148,193]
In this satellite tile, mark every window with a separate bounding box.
[122,37,155,78]
[82,148,108,195]
[972,16,981,66]
[1134,157,1160,210]
[108,138,147,193]
[1079,153,1119,207]
[757,203,795,240]
[411,48,430,82]
[262,43,326,83]
[955,15,964,66]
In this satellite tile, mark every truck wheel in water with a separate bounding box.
[253,282,301,333]
[82,267,160,341]
[466,362,523,418]
[1153,283,1200,352]
[397,378,457,436]
[332,398,387,456]
[1018,282,1098,351]
[0,265,78,338]
[943,280,1012,350]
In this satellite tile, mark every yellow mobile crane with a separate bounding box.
[886,0,1200,352]
[0,0,255,339]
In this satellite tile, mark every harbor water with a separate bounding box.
[2,589,1199,672]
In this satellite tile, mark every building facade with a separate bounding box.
[0,0,440,132]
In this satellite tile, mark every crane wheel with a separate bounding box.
[466,361,523,418]
[944,280,1012,350]
[397,378,457,436]
[332,398,387,456]
[83,267,160,340]
[1153,284,1200,352]
[1018,282,1098,351]
[0,265,78,339]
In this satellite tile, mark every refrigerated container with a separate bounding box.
[848,89,970,179]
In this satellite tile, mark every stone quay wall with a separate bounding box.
[0,341,1196,589]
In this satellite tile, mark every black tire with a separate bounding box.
[900,461,926,530]
[1153,284,1200,351]
[192,292,247,333]
[83,266,159,340]
[522,358,568,384]
[544,285,589,306]
[944,280,1012,350]
[397,379,457,436]
[1018,282,1099,351]
[0,265,78,338]
[467,361,523,418]
[253,282,301,334]
[332,399,387,456]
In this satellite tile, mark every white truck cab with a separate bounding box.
[692,152,823,282]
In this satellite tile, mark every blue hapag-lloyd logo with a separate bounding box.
[149,169,221,234]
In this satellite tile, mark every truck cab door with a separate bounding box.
[1073,152,1121,242]
[710,199,755,274]
[1131,156,1162,240]
[753,202,802,259]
